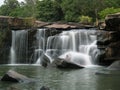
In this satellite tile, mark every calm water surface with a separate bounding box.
[0,65,120,90]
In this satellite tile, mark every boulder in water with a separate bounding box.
[1,70,31,83]
[107,60,120,70]
[41,53,51,67]
[40,86,50,90]
[53,51,92,68]
[53,58,84,69]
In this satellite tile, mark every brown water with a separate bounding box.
[0,65,120,90]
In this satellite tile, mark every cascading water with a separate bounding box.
[35,29,99,66]
[34,29,46,64]
[10,30,28,64]
[9,28,99,66]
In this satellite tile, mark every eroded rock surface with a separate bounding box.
[1,70,32,83]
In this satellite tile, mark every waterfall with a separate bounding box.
[44,29,99,66]
[10,30,28,64]
[34,29,46,64]
[9,28,99,66]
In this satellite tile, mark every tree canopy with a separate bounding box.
[0,0,120,22]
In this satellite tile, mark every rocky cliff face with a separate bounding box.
[98,13,120,65]
[0,28,11,64]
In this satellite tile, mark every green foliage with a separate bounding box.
[61,0,81,22]
[0,0,120,22]
[0,0,37,18]
[36,0,63,22]
[0,0,19,16]
[99,7,120,19]
[79,15,92,24]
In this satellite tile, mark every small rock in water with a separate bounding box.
[40,86,50,90]
[95,71,110,75]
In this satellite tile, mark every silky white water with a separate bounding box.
[9,29,99,66]
[10,30,28,64]
[35,29,99,66]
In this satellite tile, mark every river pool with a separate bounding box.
[0,65,120,90]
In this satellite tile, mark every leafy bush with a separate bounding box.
[99,7,120,19]
[79,15,92,24]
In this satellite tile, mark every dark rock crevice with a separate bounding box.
[98,13,120,65]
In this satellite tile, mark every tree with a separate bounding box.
[0,0,20,16]
[0,0,120,22]
[23,0,38,17]
[4,0,19,8]
[99,7,120,19]
[36,0,63,21]
[61,0,80,22]
[61,0,105,22]
[79,15,92,24]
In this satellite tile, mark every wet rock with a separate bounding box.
[52,58,84,69]
[97,39,110,45]
[1,70,31,83]
[105,13,120,31]
[95,71,110,75]
[107,60,120,70]
[40,53,51,67]
[97,30,110,46]
[105,41,120,57]
[98,21,106,30]
[108,31,120,42]
[40,86,50,90]
[98,13,120,65]
[52,51,91,69]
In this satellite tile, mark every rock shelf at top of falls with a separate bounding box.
[0,16,95,30]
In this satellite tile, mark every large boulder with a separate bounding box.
[1,70,32,83]
[52,58,84,69]
[96,60,120,76]
[52,51,92,69]
[105,13,120,31]
[107,60,120,70]
[105,41,120,57]
[98,13,120,65]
